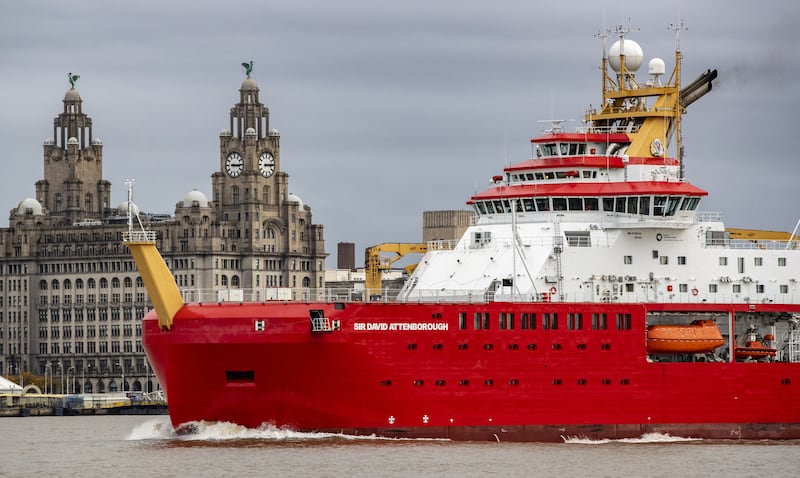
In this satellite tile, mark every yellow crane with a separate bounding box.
[365,243,427,297]
[725,228,798,242]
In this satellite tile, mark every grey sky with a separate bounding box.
[2,1,798,267]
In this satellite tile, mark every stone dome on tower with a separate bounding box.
[15,198,44,216]
[64,88,82,102]
[181,189,210,208]
[241,77,258,91]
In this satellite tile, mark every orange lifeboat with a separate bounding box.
[734,341,777,360]
[646,319,725,354]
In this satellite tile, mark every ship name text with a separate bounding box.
[353,322,449,331]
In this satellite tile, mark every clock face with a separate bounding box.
[258,151,275,177]
[225,152,244,177]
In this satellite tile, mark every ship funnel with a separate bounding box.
[680,69,718,108]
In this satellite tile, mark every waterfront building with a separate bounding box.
[0,69,326,393]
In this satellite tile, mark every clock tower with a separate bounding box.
[210,62,326,290]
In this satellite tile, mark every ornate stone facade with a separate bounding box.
[0,72,326,394]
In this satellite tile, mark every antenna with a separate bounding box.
[668,20,687,51]
[125,179,136,234]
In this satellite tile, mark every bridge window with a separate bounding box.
[584,197,599,211]
[535,198,550,211]
[568,198,583,211]
[553,198,567,211]
[522,198,536,212]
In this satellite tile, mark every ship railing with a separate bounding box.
[310,316,334,332]
[122,230,157,242]
[707,239,800,251]
[175,286,800,306]
[696,211,723,222]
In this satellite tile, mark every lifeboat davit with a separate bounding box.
[646,319,725,354]
[734,341,777,360]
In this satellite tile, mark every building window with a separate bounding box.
[659,256,669,265]
[709,284,718,293]
[677,256,686,265]
[719,257,728,266]
[754,257,763,266]
[778,257,787,267]
[623,255,632,265]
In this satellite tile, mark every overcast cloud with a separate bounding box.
[1,1,798,267]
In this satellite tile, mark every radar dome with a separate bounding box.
[181,189,209,208]
[117,200,140,216]
[16,198,44,216]
[608,39,644,72]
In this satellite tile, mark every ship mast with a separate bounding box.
[669,21,686,178]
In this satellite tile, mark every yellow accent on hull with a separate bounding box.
[124,232,183,330]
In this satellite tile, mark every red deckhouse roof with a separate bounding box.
[530,132,631,144]
[469,181,708,202]
[507,156,680,171]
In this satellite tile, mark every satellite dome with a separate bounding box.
[287,193,304,209]
[67,137,79,145]
[117,200,140,216]
[608,39,644,72]
[181,189,209,208]
[648,58,666,76]
[16,198,44,216]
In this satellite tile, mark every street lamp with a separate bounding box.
[67,367,76,394]
[57,361,64,395]
[44,363,52,394]
[116,362,125,394]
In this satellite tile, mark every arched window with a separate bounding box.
[124,277,132,288]
[88,278,96,289]
[221,275,228,286]
[111,278,120,288]
[76,279,84,289]
[63,279,72,290]
[51,279,60,290]
[231,275,240,287]
[136,277,144,288]
[99,278,108,289]
[39,280,48,291]
[302,277,311,288]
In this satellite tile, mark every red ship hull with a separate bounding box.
[143,301,800,441]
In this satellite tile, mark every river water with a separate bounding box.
[2,416,798,478]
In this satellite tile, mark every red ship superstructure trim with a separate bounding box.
[126,22,800,442]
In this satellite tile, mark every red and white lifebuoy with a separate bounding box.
[691,287,699,296]
[549,286,557,294]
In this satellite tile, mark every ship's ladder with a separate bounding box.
[553,221,564,300]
